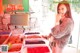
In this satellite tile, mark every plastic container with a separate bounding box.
[0,35,9,44]
[23,38,52,53]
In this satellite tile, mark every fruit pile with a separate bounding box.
[8,44,22,52]
[7,35,23,44]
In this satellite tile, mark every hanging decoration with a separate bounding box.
[71,0,80,13]
[48,0,80,13]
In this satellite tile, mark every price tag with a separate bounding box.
[0,45,8,52]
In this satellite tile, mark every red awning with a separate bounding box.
[0,0,3,14]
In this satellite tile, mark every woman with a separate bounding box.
[44,1,74,53]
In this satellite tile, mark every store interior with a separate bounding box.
[0,0,80,53]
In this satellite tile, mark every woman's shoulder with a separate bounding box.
[63,18,73,22]
[62,18,74,26]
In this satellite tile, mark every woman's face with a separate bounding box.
[58,4,67,16]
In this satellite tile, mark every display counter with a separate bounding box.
[0,34,52,53]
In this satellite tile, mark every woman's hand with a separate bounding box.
[41,34,53,40]
[42,35,48,39]
[56,14,62,25]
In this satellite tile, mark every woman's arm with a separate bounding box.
[51,18,73,38]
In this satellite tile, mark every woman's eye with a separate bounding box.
[62,8,64,10]
[58,9,60,10]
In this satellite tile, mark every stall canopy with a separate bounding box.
[0,0,3,14]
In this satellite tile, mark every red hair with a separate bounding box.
[57,1,72,19]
